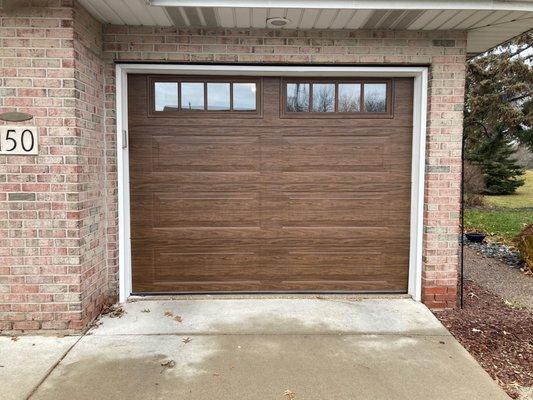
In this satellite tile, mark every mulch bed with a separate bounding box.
[434,280,533,399]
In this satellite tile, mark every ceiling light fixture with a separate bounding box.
[266,17,290,28]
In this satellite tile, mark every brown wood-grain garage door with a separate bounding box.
[128,75,413,293]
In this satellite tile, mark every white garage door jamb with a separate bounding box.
[116,64,428,303]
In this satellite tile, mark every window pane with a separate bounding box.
[181,82,204,110]
[233,83,256,111]
[207,83,230,111]
[286,83,310,112]
[338,83,361,112]
[154,82,178,111]
[312,83,335,112]
[364,83,387,112]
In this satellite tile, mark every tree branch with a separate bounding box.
[508,43,532,59]
[508,93,532,103]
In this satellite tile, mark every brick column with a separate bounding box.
[0,0,113,333]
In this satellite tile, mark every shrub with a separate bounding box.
[514,224,533,272]
[463,161,486,207]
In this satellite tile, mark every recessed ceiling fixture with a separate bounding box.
[266,17,290,28]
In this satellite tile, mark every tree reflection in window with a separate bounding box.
[364,83,387,112]
[287,83,310,112]
[338,84,361,112]
[312,84,335,112]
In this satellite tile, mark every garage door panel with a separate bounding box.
[130,194,263,230]
[152,135,261,173]
[132,246,409,291]
[285,251,384,276]
[279,172,411,188]
[153,251,286,282]
[153,193,261,228]
[129,74,413,293]
[130,181,262,194]
[282,135,390,172]
[274,280,406,292]
[283,193,387,227]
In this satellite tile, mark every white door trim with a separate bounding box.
[116,63,428,303]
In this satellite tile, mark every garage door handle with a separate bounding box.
[122,130,128,149]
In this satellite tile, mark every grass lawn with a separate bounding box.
[465,169,533,244]
[484,170,533,208]
[464,208,533,243]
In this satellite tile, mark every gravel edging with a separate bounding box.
[465,238,524,268]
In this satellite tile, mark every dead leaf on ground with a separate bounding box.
[102,305,126,318]
[182,337,192,344]
[161,359,175,368]
[164,311,173,317]
[174,315,183,323]
[503,300,525,310]
[11,336,18,342]
[141,309,151,313]
[284,389,296,399]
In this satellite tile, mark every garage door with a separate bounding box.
[128,75,413,293]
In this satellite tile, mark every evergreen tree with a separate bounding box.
[469,133,525,195]
[464,31,532,194]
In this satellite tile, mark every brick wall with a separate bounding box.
[102,26,466,309]
[0,1,465,334]
[0,0,113,333]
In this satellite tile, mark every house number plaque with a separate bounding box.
[0,126,38,155]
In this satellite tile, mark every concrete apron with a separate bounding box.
[4,298,510,400]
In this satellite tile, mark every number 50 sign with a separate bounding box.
[0,126,38,155]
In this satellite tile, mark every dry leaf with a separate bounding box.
[11,336,18,342]
[284,389,296,399]
[161,360,175,368]
[174,315,183,323]
[164,311,173,317]
[141,309,151,313]
[182,337,192,344]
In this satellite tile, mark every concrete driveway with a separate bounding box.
[1,297,510,400]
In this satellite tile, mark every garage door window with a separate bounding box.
[283,79,391,118]
[150,77,260,116]
[154,82,178,111]
[364,83,387,112]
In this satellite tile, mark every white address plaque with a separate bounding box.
[0,126,38,155]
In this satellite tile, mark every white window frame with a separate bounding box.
[116,64,428,302]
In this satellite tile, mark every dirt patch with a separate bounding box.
[434,280,533,399]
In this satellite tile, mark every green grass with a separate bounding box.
[465,170,533,244]
[464,208,533,243]
[484,170,533,208]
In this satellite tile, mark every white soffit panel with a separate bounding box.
[234,8,251,28]
[251,8,268,28]
[284,9,304,29]
[299,9,321,29]
[314,9,340,29]
[79,0,533,54]
[407,10,443,30]
[345,10,375,29]
[422,10,461,30]
[216,7,235,27]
